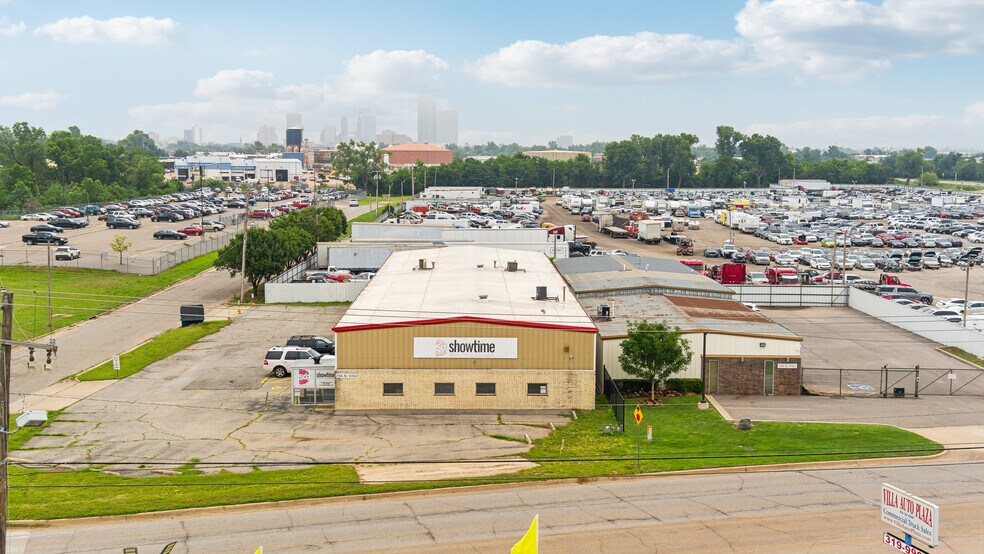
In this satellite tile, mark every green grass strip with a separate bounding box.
[78,320,230,381]
[1,251,219,341]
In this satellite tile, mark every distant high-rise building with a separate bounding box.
[321,124,337,147]
[436,108,458,145]
[375,130,411,146]
[417,96,437,143]
[339,116,349,143]
[356,109,377,143]
[183,125,202,145]
[286,112,303,129]
[147,132,160,145]
[286,127,303,149]
[257,124,278,146]
[556,135,574,149]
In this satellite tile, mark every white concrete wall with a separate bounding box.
[602,332,802,381]
[265,281,367,304]
[730,285,849,307]
[848,288,984,357]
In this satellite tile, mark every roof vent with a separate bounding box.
[597,305,612,319]
[476,264,484,269]
[415,258,434,271]
[478,294,488,300]
[506,261,519,272]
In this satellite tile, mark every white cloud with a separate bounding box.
[35,16,181,45]
[193,69,279,99]
[744,105,984,149]
[470,32,747,88]
[736,0,984,80]
[342,49,449,95]
[0,91,65,110]
[0,16,25,36]
[129,49,449,140]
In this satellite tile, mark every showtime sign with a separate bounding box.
[413,337,518,359]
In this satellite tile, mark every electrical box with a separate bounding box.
[16,411,48,428]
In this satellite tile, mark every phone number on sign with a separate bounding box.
[884,533,928,554]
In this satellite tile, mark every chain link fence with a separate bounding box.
[0,213,244,276]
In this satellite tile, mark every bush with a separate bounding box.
[665,378,703,395]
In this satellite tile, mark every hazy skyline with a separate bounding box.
[2,1,984,150]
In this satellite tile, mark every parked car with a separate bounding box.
[50,218,87,230]
[200,220,226,231]
[151,212,184,222]
[874,285,933,304]
[153,229,188,240]
[22,231,68,245]
[176,226,204,236]
[107,217,140,229]
[262,346,323,378]
[286,335,335,355]
[30,224,63,234]
[20,213,57,221]
[53,246,81,260]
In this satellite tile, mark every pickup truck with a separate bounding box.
[22,232,69,245]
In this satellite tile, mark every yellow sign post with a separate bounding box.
[634,404,643,470]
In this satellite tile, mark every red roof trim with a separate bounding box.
[333,315,597,334]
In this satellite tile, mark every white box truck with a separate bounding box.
[637,220,663,244]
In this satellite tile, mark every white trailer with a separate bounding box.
[637,220,663,244]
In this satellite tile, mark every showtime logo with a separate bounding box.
[414,337,517,359]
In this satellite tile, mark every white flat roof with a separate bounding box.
[334,246,595,332]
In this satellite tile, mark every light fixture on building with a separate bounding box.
[759,342,767,348]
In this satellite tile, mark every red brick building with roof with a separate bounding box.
[383,143,453,166]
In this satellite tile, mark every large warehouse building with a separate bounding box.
[382,143,453,166]
[331,246,598,412]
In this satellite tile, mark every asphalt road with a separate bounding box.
[12,459,984,553]
[10,200,371,397]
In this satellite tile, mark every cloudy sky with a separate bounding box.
[2,0,984,150]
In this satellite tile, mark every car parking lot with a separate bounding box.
[1,192,353,274]
[15,305,567,475]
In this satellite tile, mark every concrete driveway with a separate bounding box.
[14,305,567,476]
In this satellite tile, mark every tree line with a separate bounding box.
[0,123,177,211]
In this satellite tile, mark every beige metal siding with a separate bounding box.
[337,322,594,371]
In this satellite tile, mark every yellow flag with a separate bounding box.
[254,548,263,554]
[511,514,538,554]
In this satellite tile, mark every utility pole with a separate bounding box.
[1,291,58,553]
[963,264,973,328]
[46,244,52,333]
[239,189,251,304]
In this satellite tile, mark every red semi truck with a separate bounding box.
[710,263,746,285]
[765,267,799,285]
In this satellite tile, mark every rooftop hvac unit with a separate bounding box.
[597,305,611,318]
[535,286,547,301]
[506,261,519,272]
[418,258,427,270]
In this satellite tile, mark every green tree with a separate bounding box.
[919,171,939,187]
[739,133,784,188]
[331,140,384,192]
[270,206,347,243]
[110,235,132,264]
[712,126,744,187]
[618,321,694,402]
[118,130,164,157]
[896,150,924,185]
[214,226,315,298]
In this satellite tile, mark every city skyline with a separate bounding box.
[2,1,984,150]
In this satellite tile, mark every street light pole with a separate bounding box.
[963,264,973,328]
[514,177,518,191]
[373,172,381,219]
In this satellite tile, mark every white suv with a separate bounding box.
[263,346,322,378]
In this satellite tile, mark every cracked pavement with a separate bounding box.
[13,306,569,477]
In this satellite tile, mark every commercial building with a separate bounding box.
[523,149,592,162]
[383,143,453,166]
[257,124,278,146]
[173,155,302,182]
[417,96,437,143]
[376,129,411,146]
[331,246,598,412]
[556,135,574,149]
[555,256,802,395]
[436,108,458,145]
[356,109,376,142]
[286,112,303,129]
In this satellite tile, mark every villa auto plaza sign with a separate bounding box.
[881,483,939,552]
[413,337,518,359]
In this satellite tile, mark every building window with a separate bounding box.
[434,383,455,396]
[476,382,496,396]
[383,383,404,396]
[527,383,548,396]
